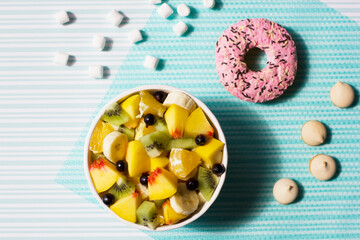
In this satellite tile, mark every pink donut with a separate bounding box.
[215,18,297,103]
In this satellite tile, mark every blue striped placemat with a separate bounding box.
[57,0,360,239]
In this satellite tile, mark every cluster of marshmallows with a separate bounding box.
[53,0,217,77]
[53,9,143,79]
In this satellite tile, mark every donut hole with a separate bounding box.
[244,47,267,72]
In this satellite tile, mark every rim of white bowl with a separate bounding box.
[84,85,228,232]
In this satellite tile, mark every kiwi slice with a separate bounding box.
[140,131,171,158]
[153,119,171,137]
[197,166,219,201]
[166,138,197,151]
[118,126,135,141]
[101,103,130,127]
[108,175,135,202]
[136,201,160,230]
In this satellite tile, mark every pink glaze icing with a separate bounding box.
[215,18,297,103]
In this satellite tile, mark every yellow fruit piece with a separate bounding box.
[184,107,214,138]
[121,95,141,129]
[89,121,114,153]
[148,167,177,200]
[139,90,167,117]
[164,104,189,139]
[89,158,120,193]
[169,148,201,180]
[151,157,170,171]
[121,94,140,119]
[135,118,157,140]
[110,192,141,223]
[162,200,186,225]
[126,141,150,177]
[194,138,224,167]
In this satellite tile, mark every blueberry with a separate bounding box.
[186,178,199,191]
[144,114,156,126]
[102,193,114,206]
[140,173,149,186]
[212,164,225,175]
[116,160,127,172]
[154,91,167,103]
[195,134,206,146]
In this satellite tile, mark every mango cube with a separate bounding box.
[194,138,224,167]
[184,107,214,138]
[125,141,150,177]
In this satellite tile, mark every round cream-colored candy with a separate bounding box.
[309,154,336,181]
[273,178,298,205]
[301,120,327,146]
[330,81,355,108]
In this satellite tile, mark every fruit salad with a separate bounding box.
[88,90,226,230]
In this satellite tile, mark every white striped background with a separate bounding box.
[0,0,154,239]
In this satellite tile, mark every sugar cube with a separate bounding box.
[173,21,188,36]
[55,10,70,25]
[106,10,124,27]
[92,35,106,50]
[177,4,191,17]
[128,29,143,44]
[157,3,173,19]
[54,52,69,66]
[89,65,104,79]
[144,55,159,70]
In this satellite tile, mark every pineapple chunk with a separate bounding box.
[194,138,224,167]
[162,200,186,224]
[184,107,214,138]
[125,141,150,177]
[121,94,140,129]
[89,158,120,193]
[139,91,167,117]
[169,148,201,180]
[164,104,189,139]
[148,167,177,200]
[110,192,141,223]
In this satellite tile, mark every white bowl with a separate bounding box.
[84,85,228,231]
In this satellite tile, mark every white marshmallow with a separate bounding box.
[92,35,106,51]
[128,29,143,43]
[54,52,69,66]
[144,55,159,70]
[54,10,70,25]
[173,21,188,36]
[157,3,173,19]
[89,65,104,79]
[177,4,191,17]
[203,0,215,9]
[106,10,124,27]
[149,0,161,4]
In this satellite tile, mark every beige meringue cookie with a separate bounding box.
[309,154,336,181]
[273,178,298,205]
[330,81,355,108]
[301,120,327,146]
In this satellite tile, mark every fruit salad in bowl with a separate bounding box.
[84,85,227,231]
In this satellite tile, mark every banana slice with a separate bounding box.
[163,92,196,112]
[102,131,128,163]
[169,183,199,215]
